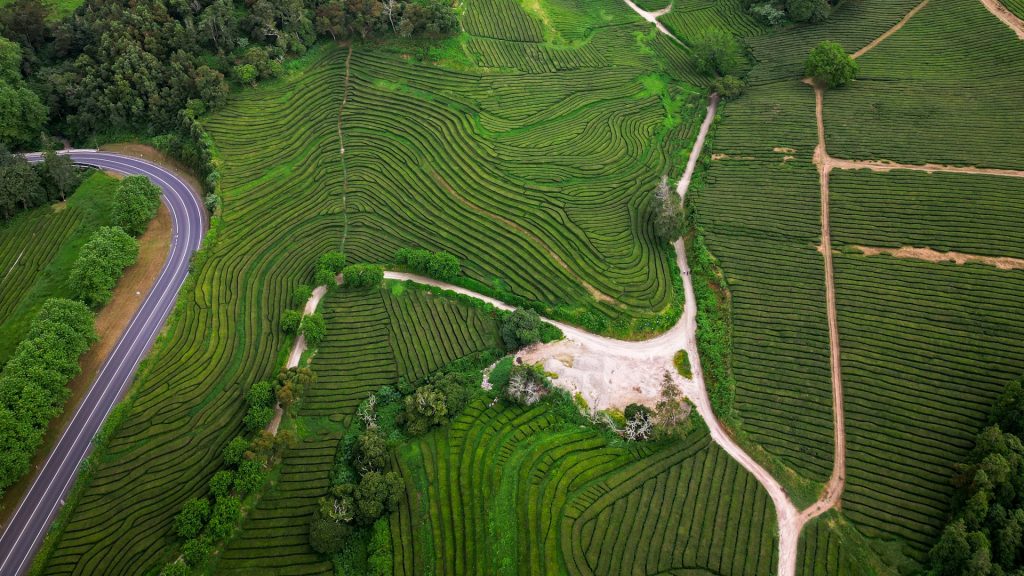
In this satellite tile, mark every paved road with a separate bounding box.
[0,151,206,576]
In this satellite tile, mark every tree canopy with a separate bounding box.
[692,28,744,77]
[69,226,139,308]
[805,40,858,88]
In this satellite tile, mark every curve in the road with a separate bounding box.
[0,151,206,576]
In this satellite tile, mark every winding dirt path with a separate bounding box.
[980,0,1024,39]
[622,0,683,44]
[852,0,929,59]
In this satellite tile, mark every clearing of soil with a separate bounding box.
[855,245,1024,270]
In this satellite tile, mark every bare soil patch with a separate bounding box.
[855,245,1024,270]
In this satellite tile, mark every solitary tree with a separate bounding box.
[805,41,858,88]
[692,28,743,77]
[652,176,683,242]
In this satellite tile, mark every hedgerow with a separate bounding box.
[0,298,95,496]
[68,226,139,308]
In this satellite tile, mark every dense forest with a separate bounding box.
[0,0,456,148]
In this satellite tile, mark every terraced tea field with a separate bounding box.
[0,172,117,363]
[211,284,500,575]
[659,0,764,41]
[393,400,777,576]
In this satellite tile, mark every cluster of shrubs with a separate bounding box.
[342,263,385,289]
[394,247,460,281]
[0,299,96,497]
[70,175,164,308]
[163,368,313,574]
[929,380,1024,576]
[741,0,832,25]
[309,353,498,571]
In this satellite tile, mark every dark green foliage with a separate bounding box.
[0,148,43,221]
[112,175,161,237]
[786,0,830,23]
[309,502,354,554]
[222,436,248,466]
[624,403,653,422]
[929,380,1024,576]
[233,458,266,495]
[0,36,45,150]
[805,40,858,88]
[367,518,392,576]
[292,284,313,306]
[68,225,139,308]
[37,149,80,203]
[342,264,384,289]
[712,75,746,99]
[181,536,212,566]
[353,470,403,525]
[207,495,242,540]
[499,308,542,351]
[395,248,460,281]
[487,356,513,389]
[692,28,744,76]
[402,384,448,436]
[280,309,302,335]
[991,380,1024,438]
[354,427,389,473]
[208,470,235,498]
[319,251,347,274]
[0,298,95,496]
[173,498,211,539]
[301,312,326,346]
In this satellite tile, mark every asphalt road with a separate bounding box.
[0,151,206,576]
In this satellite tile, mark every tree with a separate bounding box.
[354,426,388,473]
[233,458,266,495]
[427,251,460,280]
[222,436,249,466]
[0,36,45,149]
[309,497,354,554]
[353,470,403,525]
[173,497,211,539]
[500,308,542,351]
[692,28,743,76]
[319,250,347,274]
[711,75,746,100]
[181,536,212,566]
[207,496,242,540]
[69,226,139,308]
[113,175,161,237]
[652,175,682,242]
[233,63,258,86]
[244,404,274,432]
[292,284,313,306]
[301,313,326,346]
[403,385,448,435]
[367,517,392,576]
[208,469,235,497]
[624,409,654,441]
[503,364,548,406]
[656,372,687,430]
[281,309,302,335]
[991,379,1024,437]
[0,149,42,220]
[342,263,384,289]
[786,0,830,22]
[161,561,189,576]
[197,0,238,52]
[805,41,858,88]
[38,149,79,202]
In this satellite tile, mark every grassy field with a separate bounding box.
[824,0,1024,170]
[209,283,500,576]
[393,400,778,576]
[0,172,117,364]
